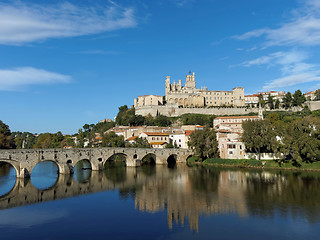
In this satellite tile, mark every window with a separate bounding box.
[240,145,242,149]
[229,151,233,155]
[179,139,181,142]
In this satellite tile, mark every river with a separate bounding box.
[0,161,319,240]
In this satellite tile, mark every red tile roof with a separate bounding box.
[126,136,139,141]
[143,132,169,136]
[150,142,167,145]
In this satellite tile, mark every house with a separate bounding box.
[139,132,170,148]
[214,115,261,159]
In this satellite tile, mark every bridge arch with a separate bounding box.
[104,153,127,167]
[73,159,92,183]
[0,159,20,178]
[141,153,156,165]
[31,160,59,190]
[167,154,177,168]
[0,161,18,197]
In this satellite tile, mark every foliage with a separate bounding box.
[115,105,145,126]
[274,99,280,109]
[126,137,150,148]
[188,127,219,160]
[0,120,15,149]
[242,119,277,160]
[33,132,66,149]
[101,132,125,147]
[315,89,320,100]
[180,114,215,127]
[203,158,263,167]
[267,94,274,109]
[145,114,172,126]
[282,92,293,109]
[292,89,306,107]
[12,131,37,149]
[277,117,320,163]
[258,94,266,107]
[92,121,115,134]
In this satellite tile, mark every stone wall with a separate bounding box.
[135,105,259,117]
[305,100,320,111]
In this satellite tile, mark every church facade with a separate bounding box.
[134,72,245,108]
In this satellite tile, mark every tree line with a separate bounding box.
[242,113,320,164]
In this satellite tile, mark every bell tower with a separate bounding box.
[185,72,196,89]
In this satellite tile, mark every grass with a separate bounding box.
[191,158,320,171]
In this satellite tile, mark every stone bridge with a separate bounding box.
[0,147,193,178]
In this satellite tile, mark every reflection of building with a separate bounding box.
[134,167,249,231]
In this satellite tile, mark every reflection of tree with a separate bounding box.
[104,156,126,183]
[0,163,11,178]
[74,160,92,183]
[188,166,219,193]
[245,171,320,222]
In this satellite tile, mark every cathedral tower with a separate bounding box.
[185,72,196,89]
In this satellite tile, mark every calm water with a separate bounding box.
[0,161,320,240]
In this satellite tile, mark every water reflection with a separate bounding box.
[0,163,16,196]
[31,161,58,190]
[1,164,320,231]
[73,160,92,183]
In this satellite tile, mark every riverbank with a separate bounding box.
[187,157,320,171]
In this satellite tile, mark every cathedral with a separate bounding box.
[134,72,245,108]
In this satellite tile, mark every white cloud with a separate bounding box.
[0,67,71,91]
[234,0,320,47]
[78,50,123,55]
[239,50,320,91]
[0,2,136,45]
[263,73,320,90]
[173,0,196,7]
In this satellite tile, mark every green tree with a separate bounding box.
[315,89,320,100]
[188,127,219,160]
[292,90,306,107]
[283,92,293,109]
[267,94,274,109]
[258,94,266,108]
[278,117,320,163]
[0,120,15,149]
[292,90,306,106]
[274,99,280,109]
[12,131,36,149]
[49,131,65,148]
[33,133,52,149]
[115,105,145,126]
[102,132,125,147]
[242,119,277,160]
[127,137,150,148]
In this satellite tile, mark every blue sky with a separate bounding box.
[1,0,320,134]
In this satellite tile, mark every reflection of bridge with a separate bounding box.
[0,147,192,178]
[0,166,180,210]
